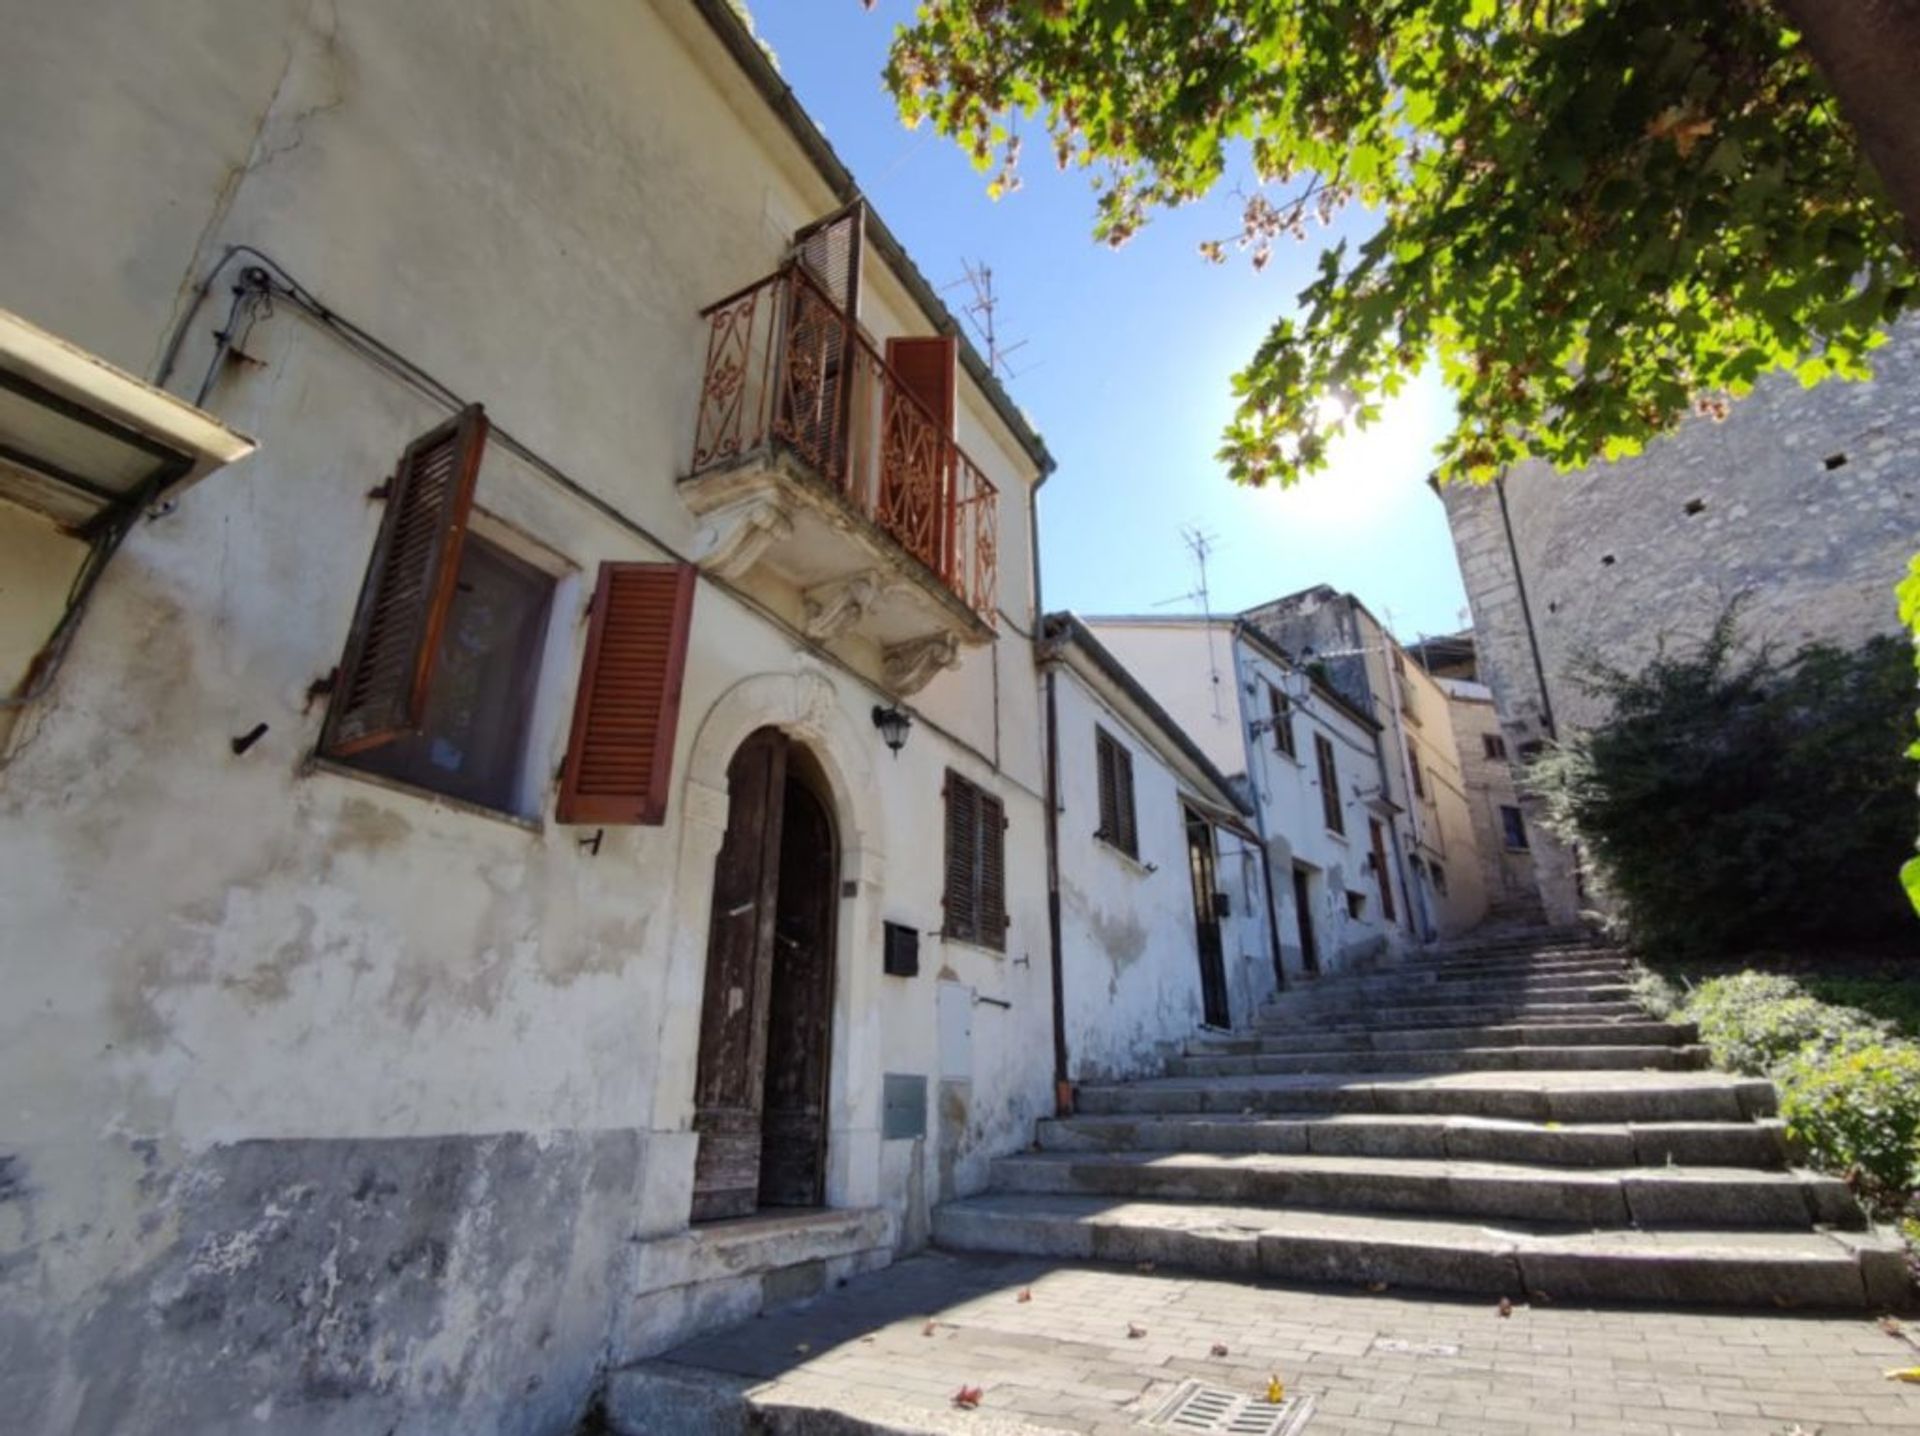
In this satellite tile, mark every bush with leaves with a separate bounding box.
[1778,1042,1920,1217]
[1687,972,1891,1075]
[1528,617,1915,957]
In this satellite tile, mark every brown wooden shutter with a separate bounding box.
[1316,734,1344,834]
[1094,729,1119,844]
[556,562,697,825]
[885,336,957,435]
[943,771,980,943]
[322,405,487,757]
[1113,742,1137,859]
[793,202,865,316]
[978,789,1008,950]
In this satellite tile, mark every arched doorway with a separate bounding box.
[690,727,839,1222]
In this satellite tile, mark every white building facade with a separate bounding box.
[1038,615,1277,1083]
[1084,617,1406,979]
[0,3,1056,1432]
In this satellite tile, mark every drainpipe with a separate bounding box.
[1228,626,1288,994]
[1378,635,1435,944]
[1041,659,1071,1114]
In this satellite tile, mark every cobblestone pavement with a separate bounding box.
[657,1251,1920,1435]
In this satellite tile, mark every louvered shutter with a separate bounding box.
[556,562,697,825]
[943,771,980,943]
[792,202,864,316]
[322,405,487,757]
[885,336,956,435]
[978,789,1008,950]
[1094,729,1119,844]
[1113,742,1137,859]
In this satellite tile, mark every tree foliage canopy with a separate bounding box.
[880,0,1915,486]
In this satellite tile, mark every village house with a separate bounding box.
[1241,587,1492,940]
[0,1,1057,1431]
[1036,614,1277,1082]
[1082,615,1406,977]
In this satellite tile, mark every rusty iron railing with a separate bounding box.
[691,266,999,625]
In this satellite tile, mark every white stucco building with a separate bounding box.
[1037,615,1278,1084]
[0,3,1057,1431]
[1084,616,1406,978]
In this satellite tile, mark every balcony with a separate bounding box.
[683,266,998,694]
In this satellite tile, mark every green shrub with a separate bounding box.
[1802,976,1920,1038]
[1528,618,1916,957]
[1778,1043,1920,1217]
[1687,972,1890,1075]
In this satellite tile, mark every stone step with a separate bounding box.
[987,1151,1861,1229]
[1272,977,1637,1007]
[1167,1044,1709,1078]
[1036,1112,1794,1169]
[1073,1071,1779,1123]
[1193,1021,1696,1056]
[1258,1000,1647,1029]
[932,1194,1908,1309]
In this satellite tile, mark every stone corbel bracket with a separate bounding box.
[881,632,961,696]
[691,493,794,580]
[802,571,889,642]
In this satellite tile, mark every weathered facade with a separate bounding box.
[1436,318,1920,924]
[1241,588,1491,939]
[1083,617,1405,977]
[1037,615,1277,1083]
[0,3,1056,1432]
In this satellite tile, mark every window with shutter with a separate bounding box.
[885,336,956,434]
[1406,737,1427,799]
[1315,733,1344,835]
[557,562,697,825]
[322,405,488,757]
[942,770,1007,951]
[1093,725,1138,859]
[1268,684,1297,758]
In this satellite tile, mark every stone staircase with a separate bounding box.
[935,931,1910,1308]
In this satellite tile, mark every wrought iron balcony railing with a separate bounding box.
[690,266,998,626]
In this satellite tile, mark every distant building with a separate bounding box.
[1240,588,1493,939]
[1435,319,1920,923]
[1084,615,1408,976]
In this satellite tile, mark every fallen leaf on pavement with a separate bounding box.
[1498,1298,1513,1318]
[952,1385,983,1408]
[1210,1342,1230,1357]
[1886,1366,1920,1384]
[922,1320,937,1337]
[1127,1322,1147,1339]
[1364,1281,1389,1294]
[1017,1288,1032,1303]
[1266,1375,1285,1404]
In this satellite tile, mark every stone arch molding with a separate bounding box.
[647,663,889,1211]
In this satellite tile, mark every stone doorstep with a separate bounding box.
[614,1207,898,1363]
[930,1194,1911,1310]
[605,1360,1059,1436]
[1035,1112,1794,1170]
[984,1151,1861,1229]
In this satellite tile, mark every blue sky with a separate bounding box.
[751,3,1472,641]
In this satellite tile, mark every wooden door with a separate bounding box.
[758,774,837,1207]
[1184,809,1232,1029]
[1292,865,1320,975]
[1369,819,1398,925]
[691,729,789,1222]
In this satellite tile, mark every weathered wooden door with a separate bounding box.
[1292,864,1320,975]
[1184,808,1232,1029]
[691,729,789,1222]
[758,774,837,1207]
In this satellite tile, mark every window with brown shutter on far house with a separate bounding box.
[1406,737,1427,800]
[324,406,558,817]
[943,769,1007,951]
[1093,725,1139,859]
[1314,733,1344,835]
[1483,732,1508,761]
[1268,683,1297,758]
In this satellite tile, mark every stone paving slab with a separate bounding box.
[624,1250,1920,1435]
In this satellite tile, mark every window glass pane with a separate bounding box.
[350,534,553,814]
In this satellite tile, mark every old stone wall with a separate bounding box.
[1439,317,1920,924]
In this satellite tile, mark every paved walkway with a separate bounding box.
[647,1251,1920,1435]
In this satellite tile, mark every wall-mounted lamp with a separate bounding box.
[871,703,913,757]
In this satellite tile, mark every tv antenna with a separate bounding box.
[1152,526,1229,719]
[942,260,1031,380]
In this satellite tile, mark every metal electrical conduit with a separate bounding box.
[20,242,1044,804]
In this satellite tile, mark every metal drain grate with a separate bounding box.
[1145,1379,1315,1435]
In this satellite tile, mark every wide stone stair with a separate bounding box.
[935,931,1910,1308]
